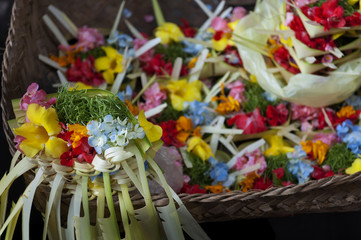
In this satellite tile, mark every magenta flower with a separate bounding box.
[60,26,104,52]
[226,80,246,104]
[210,17,230,32]
[139,82,167,112]
[19,83,56,111]
[312,132,341,146]
[134,34,155,62]
[234,149,267,176]
[230,7,247,22]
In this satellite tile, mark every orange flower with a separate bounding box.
[337,105,356,118]
[205,183,230,193]
[301,140,329,165]
[239,172,259,192]
[125,100,139,116]
[212,83,240,115]
[68,124,88,148]
[176,116,201,143]
[50,50,79,67]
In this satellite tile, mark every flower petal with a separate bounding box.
[95,56,111,71]
[26,104,61,136]
[19,139,44,158]
[138,110,162,142]
[102,46,119,59]
[45,136,70,158]
[102,69,115,84]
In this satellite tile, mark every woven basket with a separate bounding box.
[3,0,361,226]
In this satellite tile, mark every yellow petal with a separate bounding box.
[95,56,111,71]
[112,57,123,73]
[212,37,228,52]
[26,104,61,136]
[19,139,45,158]
[169,94,185,111]
[102,69,115,84]
[102,46,119,59]
[45,136,70,158]
[346,158,361,175]
[187,136,202,152]
[138,110,163,142]
[14,122,49,143]
[69,82,93,90]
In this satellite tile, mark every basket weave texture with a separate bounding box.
[2,0,361,224]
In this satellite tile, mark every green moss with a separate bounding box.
[243,81,278,115]
[323,143,357,173]
[183,152,212,187]
[76,47,106,60]
[55,87,130,125]
[264,154,296,183]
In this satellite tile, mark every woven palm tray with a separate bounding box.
[2,0,361,224]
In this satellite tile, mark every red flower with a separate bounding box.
[66,56,105,86]
[317,108,337,130]
[213,31,224,41]
[227,108,267,134]
[273,46,300,74]
[311,165,334,180]
[142,54,174,76]
[159,120,185,147]
[60,151,74,167]
[253,177,272,190]
[180,19,196,37]
[302,0,346,30]
[345,12,361,26]
[266,103,289,126]
[180,182,207,194]
[72,137,96,164]
[272,167,285,179]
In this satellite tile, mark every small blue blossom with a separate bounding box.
[262,91,278,102]
[182,40,204,56]
[123,8,132,18]
[208,157,229,183]
[107,32,135,56]
[287,145,307,160]
[345,94,361,110]
[185,100,214,126]
[117,85,133,102]
[88,133,109,154]
[287,159,313,184]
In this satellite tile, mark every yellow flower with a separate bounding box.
[264,135,294,157]
[155,22,184,45]
[250,74,258,83]
[165,79,202,111]
[346,158,361,175]
[176,116,201,143]
[228,20,239,32]
[212,83,240,115]
[212,37,229,52]
[337,105,356,119]
[125,100,139,116]
[279,24,293,47]
[187,136,214,162]
[138,110,162,142]
[301,140,329,165]
[13,104,69,158]
[68,124,88,148]
[94,46,123,84]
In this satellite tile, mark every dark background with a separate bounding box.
[1,0,361,239]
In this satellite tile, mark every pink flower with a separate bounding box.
[312,132,341,146]
[234,149,267,176]
[227,108,267,134]
[226,80,246,104]
[134,33,155,62]
[60,26,104,52]
[139,82,167,111]
[19,83,56,111]
[230,7,247,22]
[291,103,320,122]
[210,17,230,32]
[14,135,25,153]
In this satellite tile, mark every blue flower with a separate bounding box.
[117,85,133,102]
[182,40,204,56]
[185,100,214,126]
[123,8,132,18]
[287,159,313,184]
[345,94,361,110]
[88,133,109,154]
[208,157,229,183]
[287,145,307,160]
[262,91,278,102]
[336,119,355,140]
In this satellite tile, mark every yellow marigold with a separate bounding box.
[337,105,356,119]
[68,124,88,148]
[165,79,202,111]
[176,116,201,143]
[212,83,240,115]
[155,22,184,45]
[239,172,259,193]
[13,104,69,158]
[301,140,329,165]
[187,136,214,162]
